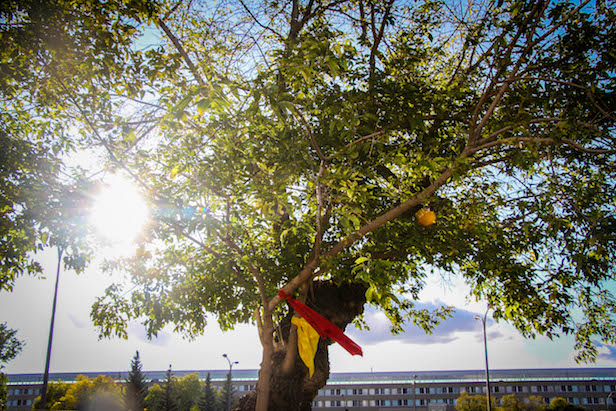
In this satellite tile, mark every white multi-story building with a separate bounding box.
[6,368,616,410]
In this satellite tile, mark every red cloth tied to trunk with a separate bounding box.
[279,289,363,356]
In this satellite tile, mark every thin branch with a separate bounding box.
[290,106,327,161]
[224,236,269,308]
[475,117,562,146]
[157,19,205,87]
[238,0,284,40]
[466,136,616,156]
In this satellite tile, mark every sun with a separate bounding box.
[89,174,149,246]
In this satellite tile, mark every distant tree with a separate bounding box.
[176,373,202,411]
[163,365,178,411]
[145,384,166,411]
[32,381,69,409]
[499,394,546,411]
[457,391,491,411]
[53,375,122,410]
[198,374,218,411]
[0,324,23,411]
[219,373,237,411]
[547,397,585,411]
[0,373,7,411]
[125,350,149,411]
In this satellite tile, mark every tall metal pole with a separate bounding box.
[40,247,64,408]
[413,375,417,411]
[475,306,492,411]
[223,354,238,411]
[606,392,614,411]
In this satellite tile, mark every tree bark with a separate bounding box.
[237,281,367,410]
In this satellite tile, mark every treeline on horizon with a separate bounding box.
[31,351,236,411]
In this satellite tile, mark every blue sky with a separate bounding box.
[1,248,615,375]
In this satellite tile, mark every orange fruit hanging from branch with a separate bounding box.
[416,208,436,226]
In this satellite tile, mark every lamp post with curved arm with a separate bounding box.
[223,354,238,411]
[474,306,492,411]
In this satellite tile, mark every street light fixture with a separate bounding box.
[474,306,492,411]
[223,354,238,411]
[606,392,614,411]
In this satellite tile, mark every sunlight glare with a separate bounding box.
[89,174,149,247]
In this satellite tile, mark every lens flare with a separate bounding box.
[89,174,148,245]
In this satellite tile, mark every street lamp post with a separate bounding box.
[413,375,417,411]
[474,307,492,411]
[606,392,614,411]
[223,354,238,411]
[40,247,64,408]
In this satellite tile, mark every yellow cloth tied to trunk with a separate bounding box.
[292,316,320,377]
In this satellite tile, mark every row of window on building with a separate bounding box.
[6,399,33,408]
[318,384,616,397]
[6,388,40,396]
[313,396,616,408]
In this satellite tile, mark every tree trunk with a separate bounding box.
[237,281,367,411]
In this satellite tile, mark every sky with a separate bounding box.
[2,245,615,376]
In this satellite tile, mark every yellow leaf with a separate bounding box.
[170,166,179,179]
[292,316,320,378]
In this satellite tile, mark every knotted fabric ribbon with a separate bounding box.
[279,289,363,356]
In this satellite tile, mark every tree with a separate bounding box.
[0,323,22,411]
[125,351,149,411]
[220,372,237,411]
[145,383,166,411]
[2,0,616,410]
[457,393,546,411]
[198,374,218,411]
[51,375,123,410]
[176,373,202,411]
[546,397,585,411]
[32,381,69,409]
[456,391,493,411]
[163,365,178,411]
[500,394,546,411]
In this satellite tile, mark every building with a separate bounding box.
[6,368,616,410]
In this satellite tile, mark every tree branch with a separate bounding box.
[157,19,205,87]
[268,164,455,310]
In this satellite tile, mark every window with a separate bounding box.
[419,387,426,394]
[493,386,500,393]
[375,388,385,395]
[353,388,363,395]
[513,386,524,393]
[537,385,548,392]
[352,400,362,406]
[397,387,408,394]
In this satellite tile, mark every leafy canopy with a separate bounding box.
[1,0,615,363]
